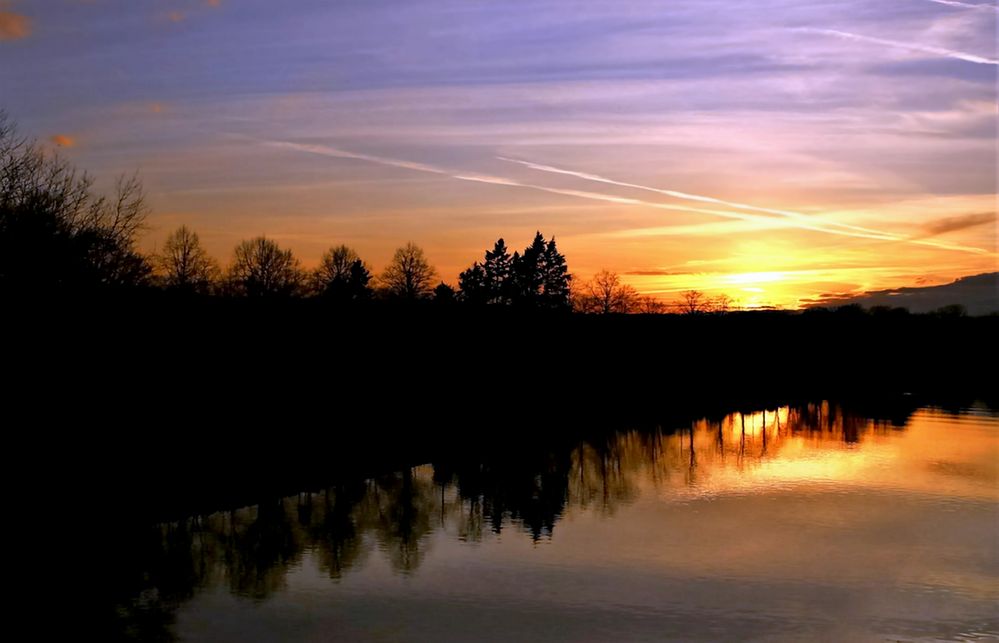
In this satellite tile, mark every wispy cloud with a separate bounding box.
[49,134,76,148]
[799,28,998,65]
[0,10,30,41]
[921,211,995,236]
[924,0,999,12]
[498,157,992,254]
[625,270,695,276]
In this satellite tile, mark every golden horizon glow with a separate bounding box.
[6,1,996,308]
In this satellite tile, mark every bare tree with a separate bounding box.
[227,236,302,297]
[1,111,151,290]
[313,244,361,285]
[709,293,733,313]
[681,290,705,314]
[637,295,666,314]
[311,244,372,301]
[379,242,437,300]
[156,225,218,293]
[576,269,638,313]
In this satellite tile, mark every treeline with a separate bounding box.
[0,112,585,308]
[0,112,987,316]
[152,226,575,309]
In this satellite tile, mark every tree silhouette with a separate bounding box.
[483,238,514,304]
[540,236,571,310]
[227,236,302,297]
[524,233,571,309]
[458,238,515,305]
[681,289,705,314]
[458,261,488,305]
[0,112,151,292]
[311,244,372,302]
[709,294,733,313]
[379,242,437,300]
[577,269,638,313]
[156,225,218,293]
[460,232,571,309]
[433,282,457,304]
[638,296,666,314]
[511,232,547,305]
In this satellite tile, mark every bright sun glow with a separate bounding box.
[724,272,787,285]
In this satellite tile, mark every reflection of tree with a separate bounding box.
[368,469,436,573]
[110,400,923,639]
[571,433,640,513]
[311,483,371,580]
[441,450,572,541]
[224,499,301,600]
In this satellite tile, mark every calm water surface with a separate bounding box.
[124,404,999,642]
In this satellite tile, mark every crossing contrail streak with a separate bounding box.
[497,156,992,255]
[261,140,990,253]
[799,28,998,65]
[924,0,998,12]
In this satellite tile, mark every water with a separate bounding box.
[115,403,999,642]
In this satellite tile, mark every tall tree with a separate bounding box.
[227,237,302,297]
[312,244,372,302]
[508,231,571,309]
[379,242,437,300]
[540,236,571,310]
[458,261,488,305]
[458,238,516,305]
[156,225,218,293]
[511,232,547,306]
[483,238,513,304]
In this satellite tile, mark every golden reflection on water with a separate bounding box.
[129,403,998,642]
[562,406,998,508]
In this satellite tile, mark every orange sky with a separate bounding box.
[3,0,996,307]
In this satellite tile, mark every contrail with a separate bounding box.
[925,0,998,12]
[497,156,992,255]
[264,140,781,225]
[268,140,937,242]
[498,156,896,238]
[263,140,990,253]
[799,28,998,65]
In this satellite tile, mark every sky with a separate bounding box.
[1,0,996,308]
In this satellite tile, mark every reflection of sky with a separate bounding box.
[619,407,999,501]
[171,408,999,642]
[2,1,996,306]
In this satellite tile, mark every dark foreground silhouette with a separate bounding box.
[7,301,996,640]
[8,297,996,505]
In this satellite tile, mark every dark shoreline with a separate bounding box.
[7,299,996,523]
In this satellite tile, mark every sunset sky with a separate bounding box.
[1,0,996,307]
